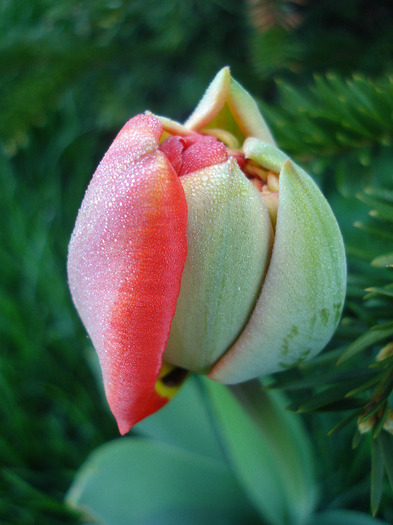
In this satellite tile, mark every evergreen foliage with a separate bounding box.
[1,0,393,523]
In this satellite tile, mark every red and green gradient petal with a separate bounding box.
[67,114,188,434]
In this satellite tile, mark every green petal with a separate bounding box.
[164,158,273,374]
[228,79,276,145]
[243,137,289,172]
[184,68,275,146]
[184,67,231,131]
[210,160,346,383]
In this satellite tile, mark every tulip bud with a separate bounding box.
[67,67,346,434]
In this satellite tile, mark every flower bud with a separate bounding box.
[67,67,346,433]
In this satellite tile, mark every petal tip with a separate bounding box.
[117,419,132,436]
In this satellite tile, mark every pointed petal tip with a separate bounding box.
[117,419,132,436]
[282,159,294,170]
[184,68,231,131]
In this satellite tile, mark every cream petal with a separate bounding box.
[243,138,289,172]
[163,158,274,374]
[228,79,276,145]
[184,67,231,131]
[210,160,346,383]
[155,114,193,137]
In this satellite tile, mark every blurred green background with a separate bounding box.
[1,0,393,523]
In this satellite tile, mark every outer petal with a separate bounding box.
[67,114,187,434]
[163,158,273,374]
[210,160,346,383]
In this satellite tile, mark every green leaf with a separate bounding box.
[354,221,393,243]
[372,405,389,439]
[135,375,225,460]
[204,379,317,525]
[345,371,386,397]
[328,410,362,436]
[371,437,384,516]
[292,381,364,413]
[67,438,257,525]
[364,186,393,204]
[379,431,393,492]
[338,324,393,363]
[357,193,393,224]
[306,509,390,525]
[371,253,393,268]
[364,285,393,299]
[269,368,376,392]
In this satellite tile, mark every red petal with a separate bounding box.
[179,135,228,176]
[67,114,188,434]
[159,136,185,174]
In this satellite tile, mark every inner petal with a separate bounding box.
[159,134,228,177]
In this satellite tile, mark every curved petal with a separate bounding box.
[228,79,276,145]
[243,138,289,172]
[210,160,346,384]
[67,114,188,433]
[156,114,193,137]
[185,68,275,147]
[163,158,273,374]
[184,67,231,131]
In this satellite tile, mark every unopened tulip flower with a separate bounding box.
[67,68,346,434]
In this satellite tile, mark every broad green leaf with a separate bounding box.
[67,438,258,525]
[135,375,224,460]
[211,160,346,383]
[204,379,317,525]
[306,509,390,525]
[164,158,273,374]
